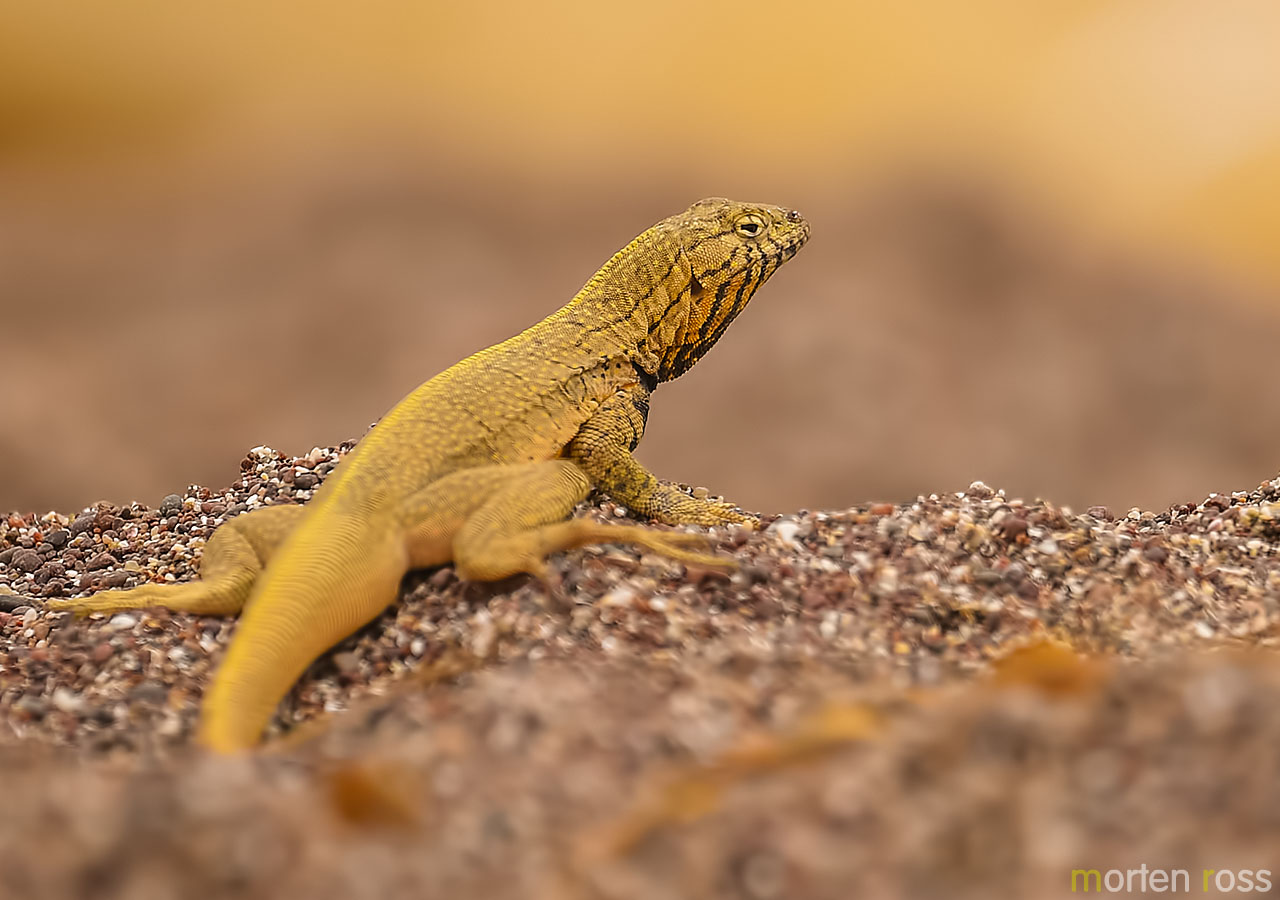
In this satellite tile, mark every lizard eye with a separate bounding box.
[733,213,767,238]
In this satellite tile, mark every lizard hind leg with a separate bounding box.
[449,460,733,582]
[45,503,306,618]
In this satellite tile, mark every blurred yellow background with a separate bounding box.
[3,0,1280,514]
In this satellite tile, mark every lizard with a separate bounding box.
[46,197,810,752]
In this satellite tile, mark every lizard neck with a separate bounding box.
[560,224,695,382]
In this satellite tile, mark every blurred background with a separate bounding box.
[3,0,1280,516]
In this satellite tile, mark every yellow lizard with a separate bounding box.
[47,198,810,752]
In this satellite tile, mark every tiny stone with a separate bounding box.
[100,571,129,589]
[129,682,168,705]
[770,520,800,546]
[739,851,786,900]
[85,552,118,571]
[11,549,42,573]
[601,587,637,608]
[16,696,47,718]
[51,687,85,715]
[967,481,994,498]
[1000,517,1028,540]
[332,651,360,676]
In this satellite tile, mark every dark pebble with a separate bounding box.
[743,564,772,585]
[16,696,47,718]
[85,552,118,571]
[1143,544,1169,564]
[160,494,184,516]
[800,587,831,609]
[293,472,319,490]
[12,549,42,573]
[332,651,360,676]
[0,548,15,565]
[69,513,97,536]
[974,568,1003,587]
[100,571,130,589]
[999,517,1028,540]
[129,682,169,705]
[41,579,67,597]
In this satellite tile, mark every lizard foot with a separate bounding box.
[656,499,755,528]
[45,579,244,618]
[597,525,738,570]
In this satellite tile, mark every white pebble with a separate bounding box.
[819,610,839,640]
[109,614,138,630]
[52,688,85,715]
[600,587,636,608]
[769,519,800,546]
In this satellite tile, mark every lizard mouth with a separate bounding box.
[727,226,809,279]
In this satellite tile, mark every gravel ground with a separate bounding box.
[4,446,1280,898]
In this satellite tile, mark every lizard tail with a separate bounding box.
[197,515,408,753]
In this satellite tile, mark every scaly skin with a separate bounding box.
[47,198,810,751]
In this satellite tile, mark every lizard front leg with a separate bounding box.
[564,387,752,526]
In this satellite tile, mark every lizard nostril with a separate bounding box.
[786,209,803,223]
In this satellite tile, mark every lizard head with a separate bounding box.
[653,197,809,381]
